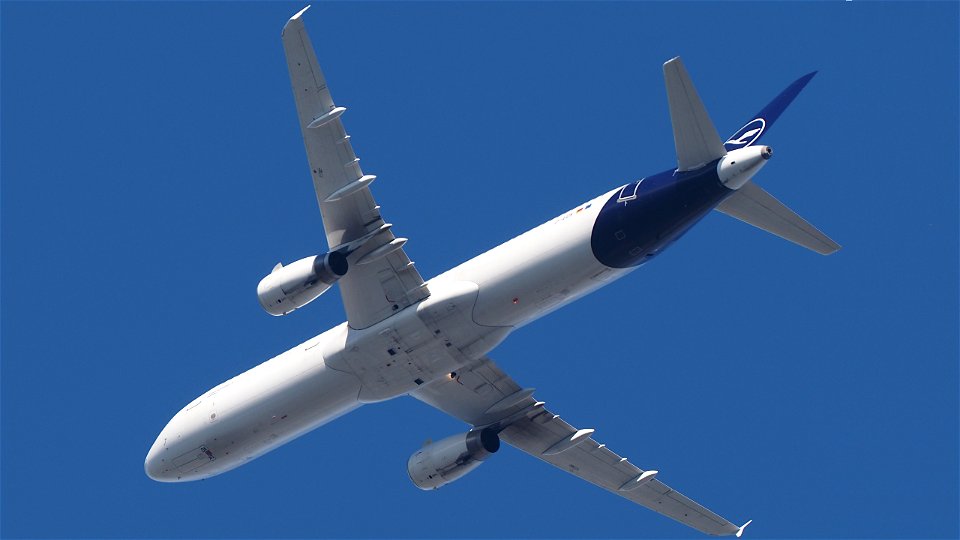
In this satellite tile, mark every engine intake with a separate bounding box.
[407,428,500,490]
[257,251,348,316]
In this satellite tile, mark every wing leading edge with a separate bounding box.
[411,357,747,536]
[282,7,429,329]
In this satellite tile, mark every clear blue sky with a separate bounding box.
[2,2,957,538]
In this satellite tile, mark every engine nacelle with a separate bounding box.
[257,251,348,316]
[407,428,500,490]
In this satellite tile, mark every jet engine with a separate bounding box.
[257,251,348,316]
[407,428,500,490]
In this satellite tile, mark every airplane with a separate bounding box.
[145,6,839,537]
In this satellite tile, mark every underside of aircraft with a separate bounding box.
[146,6,838,537]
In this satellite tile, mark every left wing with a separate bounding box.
[282,7,429,329]
[411,357,748,537]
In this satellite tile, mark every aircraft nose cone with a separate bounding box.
[145,439,175,482]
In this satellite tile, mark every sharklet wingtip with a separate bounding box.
[291,5,311,20]
[282,5,311,36]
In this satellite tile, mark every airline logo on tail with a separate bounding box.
[725,118,766,149]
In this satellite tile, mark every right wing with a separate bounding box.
[412,357,748,537]
[282,7,429,329]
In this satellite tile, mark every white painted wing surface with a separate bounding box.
[282,8,429,329]
[411,356,743,537]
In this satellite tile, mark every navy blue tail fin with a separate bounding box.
[723,72,817,151]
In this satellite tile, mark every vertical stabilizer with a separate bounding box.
[724,72,817,151]
[663,57,726,171]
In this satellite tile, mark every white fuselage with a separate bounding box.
[145,188,633,481]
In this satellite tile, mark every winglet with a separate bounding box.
[282,5,311,36]
[291,5,311,21]
[735,519,753,538]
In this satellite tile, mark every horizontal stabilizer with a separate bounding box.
[716,181,840,255]
[663,57,726,171]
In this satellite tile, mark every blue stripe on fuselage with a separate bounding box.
[590,161,731,268]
